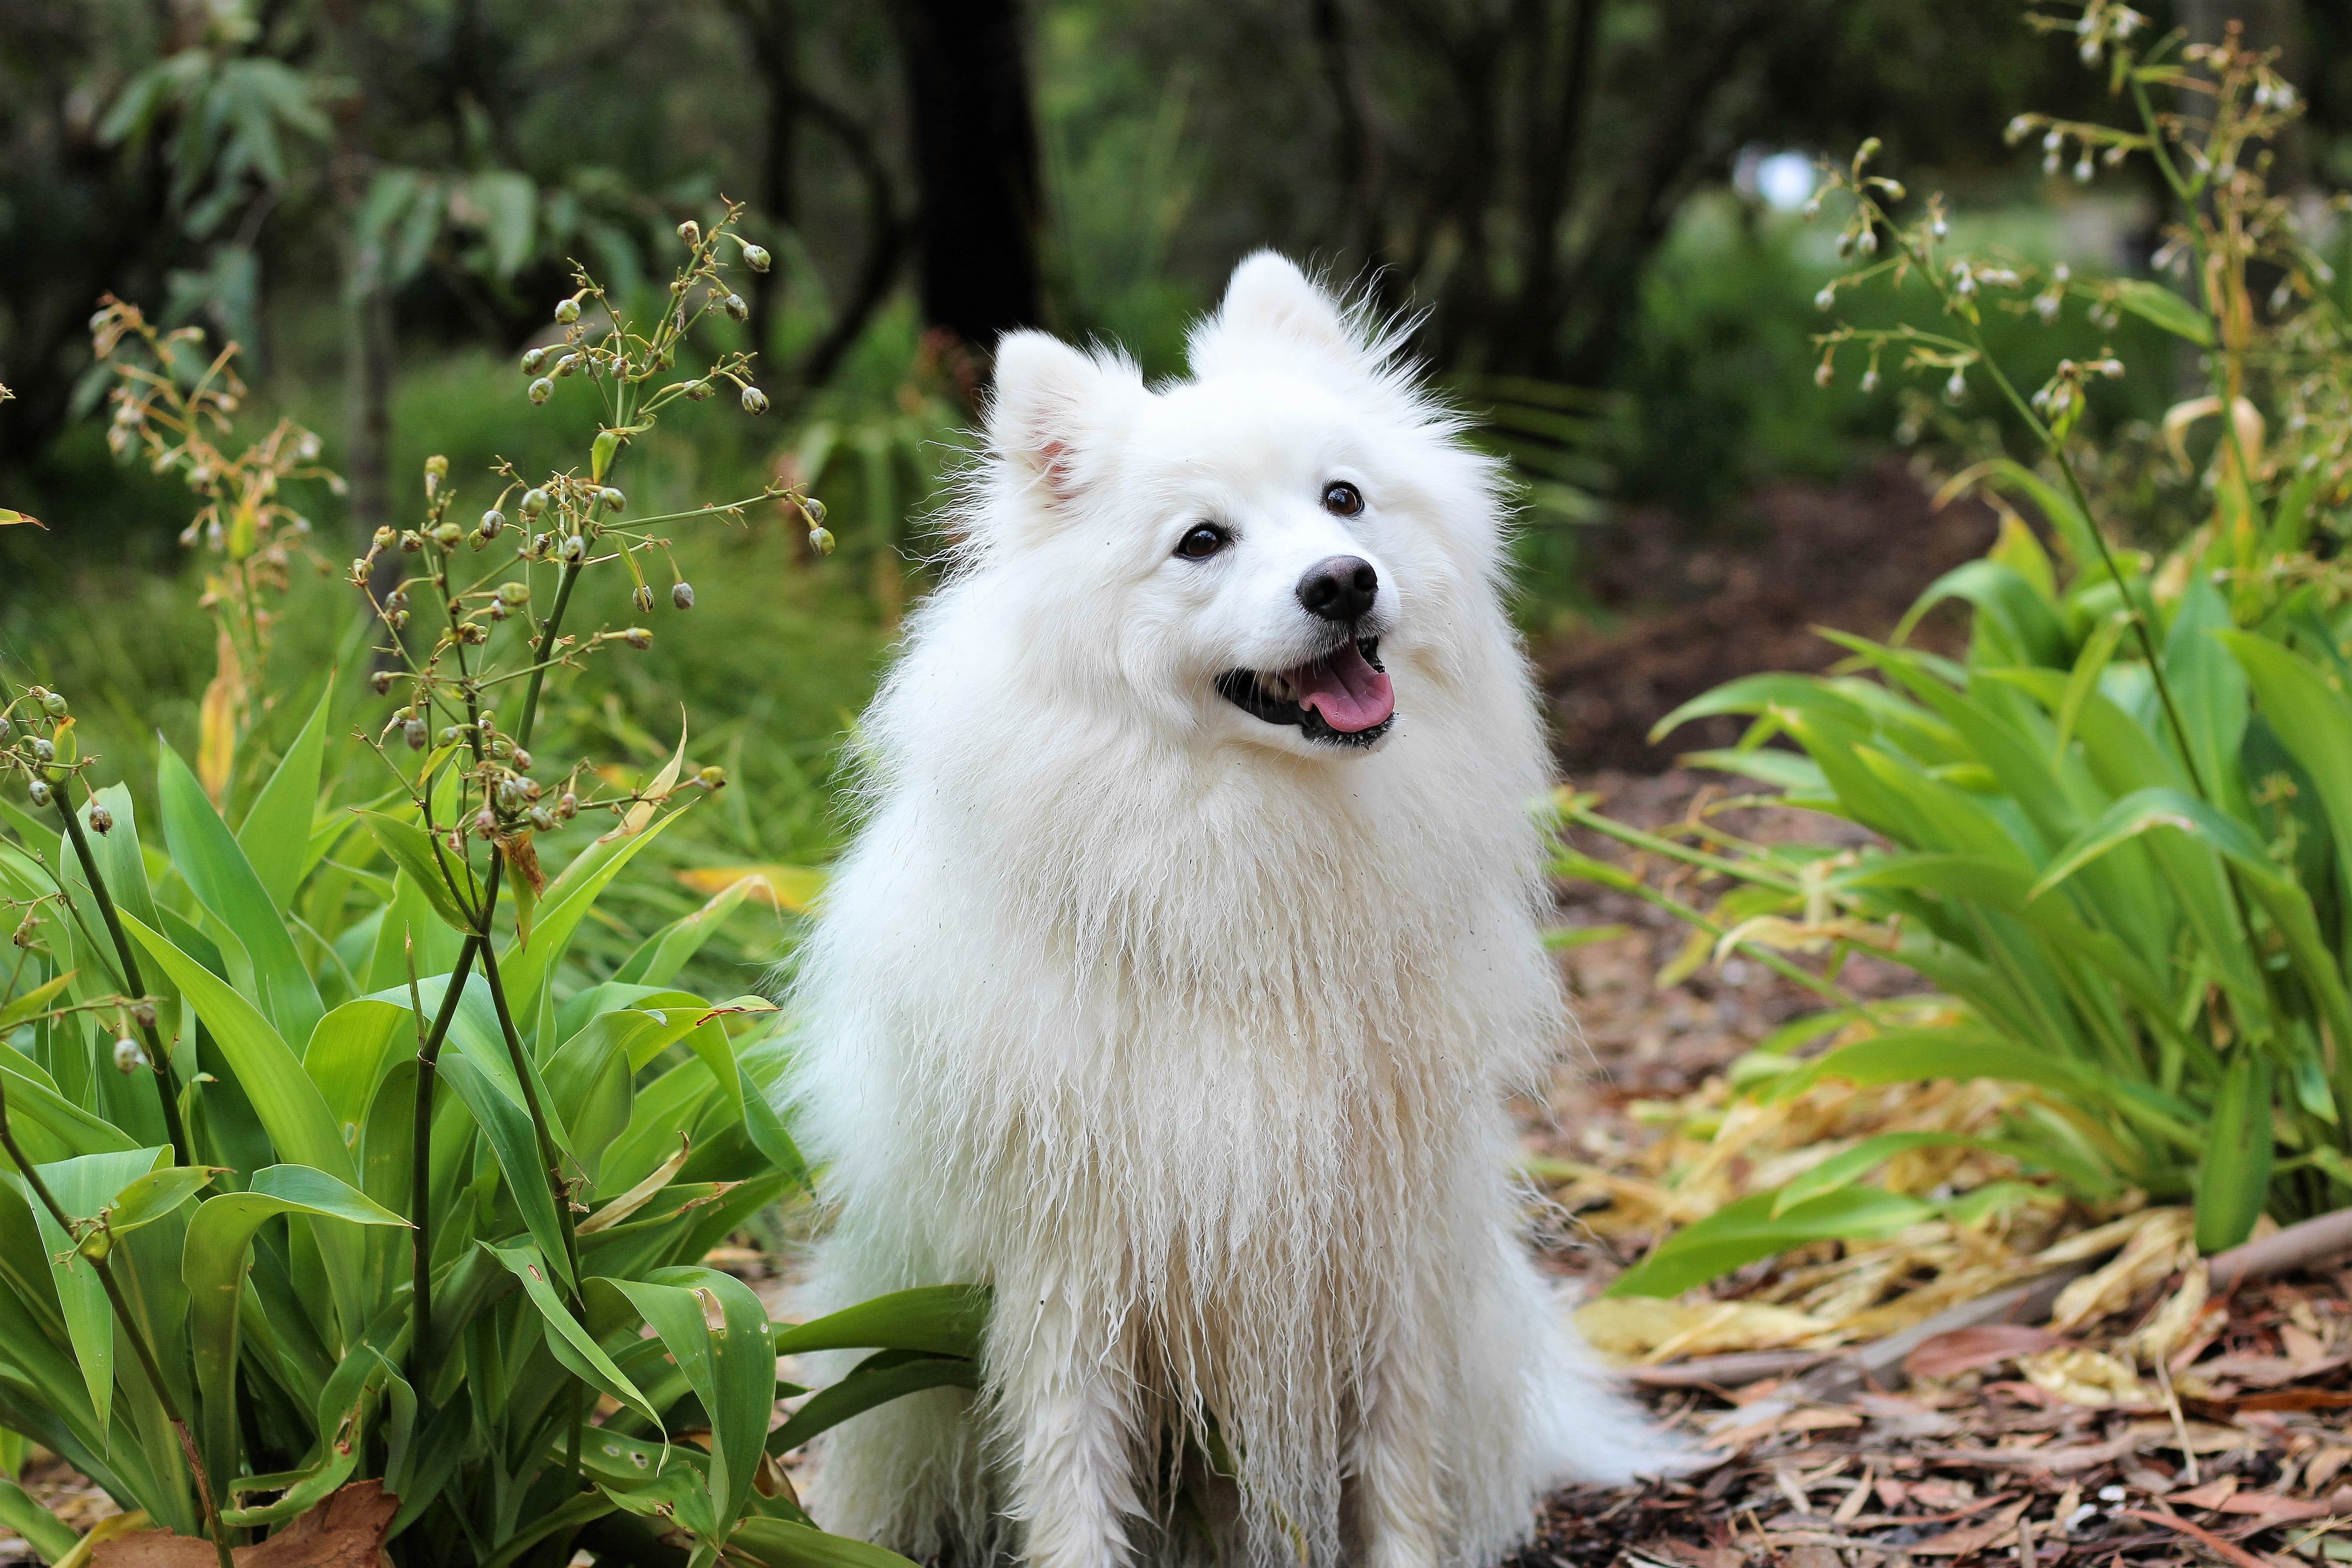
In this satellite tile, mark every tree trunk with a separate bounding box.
[891,0,1044,351]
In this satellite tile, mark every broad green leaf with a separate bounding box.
[2109,278,2213,346]
[181,1164,408,1487]
[614,872,774,986]
[357,811,478,935]
[487,1242,660,1426]
[2054,613,2127,766]
[439,1054,572,1289]
[1605,1187,1937,1298]
[728,1518,923,1568]
[105,1164,220,1236]
[2219,632,2352,916]
[1935,459,2107,579]
[770,1285,990,1360]
[1893,560,2067,668]
[0,1476,76,1562]
[222,1434,358,1527]
[121,914,352,1182]
[157,740,323,1048]
[0,1043,139,1161]
[611,1269,774,1534]
[764,1351,977,1458]
[0,972,77,1032]
[18,1147,167,1436]
[239,680,333,910]
[302,998,411,1142]
[2195,1050,2273,1253]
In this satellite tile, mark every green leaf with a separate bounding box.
[613,872,770,987]
[2195,1050,2273,1253]
[357,811,478,935]
[611,1268,775,1535]
[493,811,683,1016]
[439,1054,572,1289]
[16,1147,167,1436]
[764,1352,977,1458]
[122,913,352,1181]
[770,1285,990,1360]
[157,740,323,1048]
[239,680,333,910]
[0,972,78,1032]
[488,1242,661,1426]
[2110,279,2213,347]
[1893,560,2068,668]
[181,1164,409,1488]
[0,1476,77,1563]
[2054,613,2127,765]
[727,1518,923,1568]
[1605,1187,1938,1298]
[105,1163,220,1236]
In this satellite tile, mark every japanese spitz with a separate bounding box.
[788,253,1679,1568]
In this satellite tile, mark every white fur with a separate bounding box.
[787,253,1681,1568]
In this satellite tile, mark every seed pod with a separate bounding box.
[30,738,54,763]
[433,521,464,548]
[685,380,713,401]
[27,779,50,808]
[808,525,835,555]
[602,487,625,513]
[404,718,429,750]
[133,1000,157,1029]
[562,534,586,563]
[741,386,769,415]
[634,583,655,613]
[554,354,578,378]
[677,219,702,249]
[621,627,653,649]
[490,600,510,621]
[474,808,497,838]
[389,608,410,631]
[371,670,397,696]
[801,496,827,525]
[723,293,750,322]
[1813,361,1834,388]
[696,764,726,788]
[88,804,113,835]
[555,298,582,324]
[672,581,695,610]
[40,691,67,717]
[742,243,771,273]
[374,525,398,548]
[522,347,548,374]
[528,806,558,832]
[512,748,532,774]
[520,487,549,518]
[480,508,506,539]
[113,1034,145,1071]
[439,726,466,746]
[498,581,531,605]
[557,791,578,819]
[400,529,425,552]
[529,377,554,405]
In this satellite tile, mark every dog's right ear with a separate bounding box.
[987,330,1144,507]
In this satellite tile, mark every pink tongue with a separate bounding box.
[1289,642,1395,732]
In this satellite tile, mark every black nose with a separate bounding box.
[1296,556,1378,623]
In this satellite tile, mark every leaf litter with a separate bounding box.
[1516,770,2352,1568]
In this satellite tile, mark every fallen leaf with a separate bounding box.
[2119,1508,2278,1568]
[1905,1324,2061,1381]
[2017,1346,2155,1407]
[90,1482,397,1567]
[1908,1495,2031,1556]
[2175,1476,2241,1509]
[1701,1406,1862,1450]
[2215,1491,2332,1522]
[2230,1388,2352,1411]
[2305,1447,2352,1492]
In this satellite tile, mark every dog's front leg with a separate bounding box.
[1351,1327,1450,1568]
[995,1279,1141,1568]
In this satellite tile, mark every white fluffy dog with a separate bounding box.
[788,253,1679,1568]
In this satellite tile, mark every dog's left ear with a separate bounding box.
[987,330,1146,507]
[1190,252,1368,378]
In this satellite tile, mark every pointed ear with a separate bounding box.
[987,330,1145,502]
[1189,252,1369,381]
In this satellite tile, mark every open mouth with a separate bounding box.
[1215,637,1396,747]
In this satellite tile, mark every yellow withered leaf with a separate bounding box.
[675,864,826,914]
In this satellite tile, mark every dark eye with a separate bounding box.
[1175,523,1229,560]
[1322,481,1364,517]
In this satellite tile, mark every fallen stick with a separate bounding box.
[1625,1350,1833,1389]
[2207,1206,2352,1292]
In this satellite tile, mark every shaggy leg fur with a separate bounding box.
[994,1276,1146,1568]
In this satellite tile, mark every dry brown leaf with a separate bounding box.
[2017,1346,2155,1407]
[2048,1208,2196,1334]
[2175,1476,2241,1509]
[1701,1405,1862,1450]
[1907,1495,2030,1556]
[89,1482,396,1568]
[1903,1324,2060,1381]
[2304,1446,2352,1492]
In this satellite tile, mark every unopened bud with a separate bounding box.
[404,718,429,750]
[371,670,397,695]
[602,487,625,513]
[479,509,506,539]
[374,525,398,548]
[554,354,578,378]
[555,298,582,324]
[801,496,827,526]
[522,347,548,373]
[723,293,750,322]
[1945,369,1968,403]
[672,581,695,610]
[621,627,653,649]
[1814,287,1836,312]
[28,779,51,808]
[30,738,53,763]
[132,1001,156,1029]
[634,583,655,613]
[561,534,586,563]
[473,808,496,838]
[498,580,531,605]
[741,386,769,416]
[557,791,578,819]
[696,764,726,788]
[113,1038,145,1074]
[677,219,702,249]
[511,748,532,773]
[521,488,549,518]
[1814,361,1834,388]
[808,525,835,555]
[88,804,113,835]
[685,380,713,401]
[529,377,554,405]
[528,805,558,832]
[439,726,466,746]
[40,691,67,717]
[400,530,425,552]
[742,244,771,273]
[433,521,464,548]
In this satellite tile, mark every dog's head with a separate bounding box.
[972,253,1507,762]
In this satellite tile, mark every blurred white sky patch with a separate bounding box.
[1734,147,1818,212]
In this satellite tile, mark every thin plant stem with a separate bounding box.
[0,1079,233,1568]
[51,789,193,1167]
